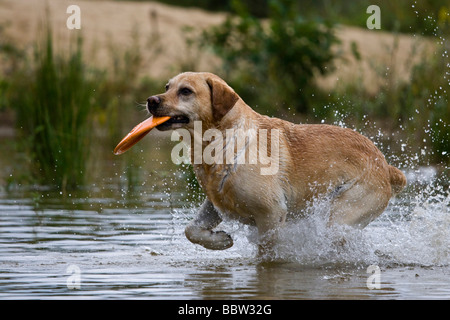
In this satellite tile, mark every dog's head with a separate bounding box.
[146,72,239,131]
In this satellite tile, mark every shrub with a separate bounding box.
[202,0,339,115]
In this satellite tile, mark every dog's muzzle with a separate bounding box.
[147,95,161,113]
[146,95,189,130]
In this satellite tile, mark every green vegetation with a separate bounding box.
[321,41,450,165]
[5,29,96,190]
[0,0,448,193]
[199,0,449,164]
[202,0,338,115]
[0,24,161,191]
[133,0,450,35]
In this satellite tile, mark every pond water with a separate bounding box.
[0,131,449,300]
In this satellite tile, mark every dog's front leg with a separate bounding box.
[255,209,287,259]
[185,199,233,250]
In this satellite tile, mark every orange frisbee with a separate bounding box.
[113,116,171,155]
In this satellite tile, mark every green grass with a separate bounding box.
[11,29,97,191]
[1,2,448,195]
[1,20,165,191]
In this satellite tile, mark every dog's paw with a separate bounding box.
[185,225,233,250]
[206,230,234,250]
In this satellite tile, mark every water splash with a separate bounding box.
[372,179,449,267]
[170,167,449,268]
[242,171,449,267]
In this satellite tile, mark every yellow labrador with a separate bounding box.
[144,72,406,254]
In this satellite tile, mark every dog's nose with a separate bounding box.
[147,95,161,110]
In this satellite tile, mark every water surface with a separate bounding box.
[0,135,449,299]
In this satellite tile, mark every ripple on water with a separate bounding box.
[0,168,449,299]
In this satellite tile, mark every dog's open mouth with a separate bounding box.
[165,115,190,124]
[156,115,189,130]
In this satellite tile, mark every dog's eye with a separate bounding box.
[179,88,193,96]
[165,84,169,92]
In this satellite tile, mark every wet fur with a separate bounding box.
[147,72,407,254]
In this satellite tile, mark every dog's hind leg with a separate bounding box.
[185,199,234,250]
[254,207,287,258]
[328,179,391,228]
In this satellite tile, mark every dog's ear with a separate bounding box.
[206,77,239,121]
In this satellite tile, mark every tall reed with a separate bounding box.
[14,28,97,191]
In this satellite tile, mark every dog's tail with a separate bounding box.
[389,165,407,196]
